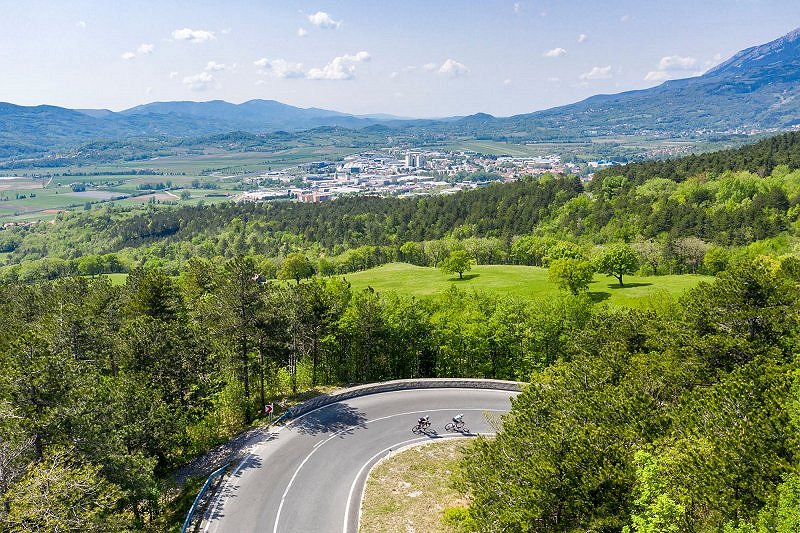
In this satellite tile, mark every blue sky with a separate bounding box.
[1,0,799,117]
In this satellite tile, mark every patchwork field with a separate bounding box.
[0,146,358,221]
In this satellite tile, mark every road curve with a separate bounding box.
[202,387,518,533]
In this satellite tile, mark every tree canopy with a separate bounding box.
[439,250,473,279]
[594,243,640,286]
[547,257,595,294]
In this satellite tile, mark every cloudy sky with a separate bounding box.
[1,0,799,117]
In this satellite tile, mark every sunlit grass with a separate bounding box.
[343,263,712,308]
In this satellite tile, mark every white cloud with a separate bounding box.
[513,2,520,13]
[644,70,670,82]
[121,52,136,60]
[182,71,214,91]
[307,51,370,80]
[172,28,216,43]
[169,71,179,79]
[308,11,341,29]
[422,62,438,71]
[254,58,305,79]
[76,21,86,28]
[578,34,588,44]
[391,66,418,79]
[620,15,630,22]
[645,55,699,82]
[543,47,567,58]
[221,28,231,35]
[438,58,469,78]
[137,43,154,55]
[205,61,227,71]
[580,65,613,80]
[658,55,697,70]
[297,27,308,37]
[503,78,512,86]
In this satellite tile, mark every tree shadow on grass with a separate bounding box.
[606,282,652,290]
[447,273,479,281]
[290,402,368,437]
[587,291,611,304]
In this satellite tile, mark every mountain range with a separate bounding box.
[2,26,800,159]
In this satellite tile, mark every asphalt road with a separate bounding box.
[202,387,518,533]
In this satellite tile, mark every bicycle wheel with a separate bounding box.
[412,424,422,434]
[444,422,455,431]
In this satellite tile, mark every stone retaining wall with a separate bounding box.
[284,378,523,420]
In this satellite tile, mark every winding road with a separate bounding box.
[202,387,518,533]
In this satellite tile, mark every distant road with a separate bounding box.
[203,387,517,533]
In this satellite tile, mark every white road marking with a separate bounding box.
[272,408,505,533]
[203,454,253,533]
[348,433,497,533]
[204,388,517,532]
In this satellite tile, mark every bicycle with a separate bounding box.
[444,419,467,432]
[412,418,431,434]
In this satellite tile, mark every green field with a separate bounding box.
[82,265,710,307]
[344,263,712,308]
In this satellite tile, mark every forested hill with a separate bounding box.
[596,130,800,185]
[118,176,581,248]
[2,176,583,269]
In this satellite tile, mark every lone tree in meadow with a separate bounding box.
[594,243,639,286]
[439,250,473,280]
[278,253,315,284]
[548,257,595,295]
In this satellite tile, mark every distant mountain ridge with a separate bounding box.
[0,99,409,158]
[2,26,800,159]
[467,26,800,138]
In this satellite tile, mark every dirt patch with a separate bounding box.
[126,193,177,203]
[360,439,470,532]
[0,180,42,191]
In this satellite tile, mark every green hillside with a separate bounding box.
[344,263,711,308]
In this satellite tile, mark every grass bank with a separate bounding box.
[344,263,712,308]
[360,439,468,532]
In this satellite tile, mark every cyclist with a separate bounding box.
[418,415,430,429]
[452,413,464,424]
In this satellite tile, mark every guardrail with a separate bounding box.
[181,462,229,533]
[281,378,523,420]
[183,378,523,530]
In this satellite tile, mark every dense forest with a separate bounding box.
[3,131,800,530]
[455,257,800,532]
[594,130,800,185]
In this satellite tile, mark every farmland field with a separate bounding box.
[0,146,359,221]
